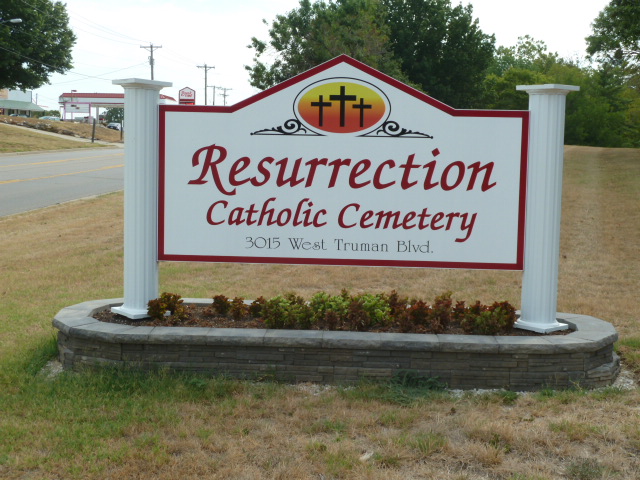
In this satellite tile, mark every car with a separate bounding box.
[9,113,27,117]
[40,116,60,121]
[106,122,121,131]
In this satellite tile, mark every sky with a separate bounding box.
[31,0,611,111]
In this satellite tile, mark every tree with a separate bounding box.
[104,107,124,125]
[550,61,630,147]
[482,67,549,110]
[586,0,640,147]
[35,109,60,118]
[478,35,638,147]
[488,35,559,77]
[481,37,558,110]
[381,0,495,107]
[0,0,76,91]
[246,0,495,107]
[586,0,640,71]
[246,0,404,91]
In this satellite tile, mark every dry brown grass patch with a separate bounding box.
[0,115,122,152]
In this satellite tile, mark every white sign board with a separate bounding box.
[68,103,90,113]
[179,87,196,104]
[159,56,528,269]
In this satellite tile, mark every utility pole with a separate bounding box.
[210,86,218,105]
[197,64,215,105]
[219,87,232,106]
[140,43,162,80]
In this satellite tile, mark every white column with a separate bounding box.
[515,84,579,333]
[111,78,172,319]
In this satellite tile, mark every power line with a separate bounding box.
[140,43,162,80]
[70,24,142,46]
[197,64,215,105]
[0,41,147,88]
[156,48,199,69]
[49,62,149,85]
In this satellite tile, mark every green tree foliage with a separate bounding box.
[554,62,637,147]
[381,0,495,107]
[247,0,639,147]
[35,109,60,118]
[0,0,76,90]
[104,107,124,125]
[487,35,559,76]
[481,35,639,147]
[481,36,556,110]
[246,0,403,90]
[246,0,494,107]
[586,0,640,71]
[584,0,640,147]
[482,68,547,110]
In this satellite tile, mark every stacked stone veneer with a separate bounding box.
[54,299,620,391]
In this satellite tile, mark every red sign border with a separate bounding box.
[159,55,529,270]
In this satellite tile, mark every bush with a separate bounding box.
[229,297,248,320]
[211,294,231,316]
[249,296,266,318]
[309,291,350,328]
[461,300,516,334]
[147,292,188,323]
[150,290,518,334]
[263,293,312,329]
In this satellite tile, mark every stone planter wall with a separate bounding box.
[53,299,620,391]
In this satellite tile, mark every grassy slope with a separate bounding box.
[0,145,638,479]
[0,116,122,153]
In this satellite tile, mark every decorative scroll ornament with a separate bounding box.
[363,120,434,139]
[251,118,322,136]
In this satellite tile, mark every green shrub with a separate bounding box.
[309,291,350,327]
[147,292,188,323]
[355,293,391,326]
[462,300,516,334]
[183,290,518,335]
[263,293,312,329]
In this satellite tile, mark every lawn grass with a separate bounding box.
[0,123,105,153]
[0,146,638,479]
[0,116,121,153]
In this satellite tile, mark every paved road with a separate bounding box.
[0,147,124,217]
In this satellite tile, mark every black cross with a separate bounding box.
[310,95,332,126]
[352,98,373,127]
[330,85,357,127]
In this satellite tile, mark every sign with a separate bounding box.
[68,103,90,113]
[159,56,528,270]
[179,87,196,105]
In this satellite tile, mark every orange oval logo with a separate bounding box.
[296,80,388,134]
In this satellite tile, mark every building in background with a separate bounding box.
[0,89,44,116]
[58,91,177,122]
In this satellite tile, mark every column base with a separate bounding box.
[514,318,569,334]
[111,304,150,320]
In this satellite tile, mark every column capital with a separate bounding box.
[113,78,172,90]
[516,84,580,95]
